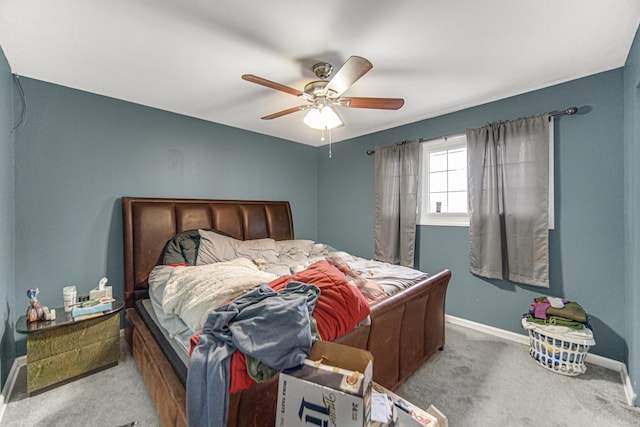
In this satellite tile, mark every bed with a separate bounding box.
[122,197,451,427]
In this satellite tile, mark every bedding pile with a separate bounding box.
[187,260,371,395]
[149,229,430,353]
[188,281,321,426]
[328,251,430,293]
[269,260,370,341]
[147,228,431,402]
[161,257,276,332]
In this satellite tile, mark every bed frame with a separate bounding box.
[122,197,451,427]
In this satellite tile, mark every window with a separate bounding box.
[418,134,469,226]
[417,120,554,228]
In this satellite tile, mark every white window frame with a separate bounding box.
[418,133,470,227]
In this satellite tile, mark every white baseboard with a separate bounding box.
[446,314,530,345]
[0,354,27,423]
[445,314,637,407]
[620,363,638,408]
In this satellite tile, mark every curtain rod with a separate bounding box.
[549,106,578,117]
[366,106,578,155]
[366,138,426,156]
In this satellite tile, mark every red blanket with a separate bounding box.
[269,260,371,341]
[190,260,371,393]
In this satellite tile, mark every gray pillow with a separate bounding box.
[197,229,279,265]
[162,228,232,266]
[196,229,240,265]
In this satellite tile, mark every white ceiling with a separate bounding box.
[1,1,639,147]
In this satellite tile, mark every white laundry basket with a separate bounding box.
[522,318,595,376]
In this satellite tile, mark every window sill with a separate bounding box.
[418,215,469,227]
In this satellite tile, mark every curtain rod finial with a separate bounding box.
[550,106,578,117]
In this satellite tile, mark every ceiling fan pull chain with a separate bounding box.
[329,127,332,158]
[321,127,326,142]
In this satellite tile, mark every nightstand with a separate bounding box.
[16,298,124,395]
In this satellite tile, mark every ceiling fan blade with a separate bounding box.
[324,56,373,98]
[242,74,303,97]
[340,97,405,110]
[261,105,310,120]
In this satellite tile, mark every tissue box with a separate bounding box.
[276,341,373,427]
[89,285,113,301]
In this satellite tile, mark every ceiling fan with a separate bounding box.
[242,56,404,130]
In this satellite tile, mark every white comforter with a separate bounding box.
[322,251,429,294]
[162,258,276,332]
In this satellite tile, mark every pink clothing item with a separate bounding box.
[532,300,551,319]
[532,297,570,319]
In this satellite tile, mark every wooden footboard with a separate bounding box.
[368,269,450,389]
[126,269,451,427]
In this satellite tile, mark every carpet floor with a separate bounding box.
[1,338,159,427]
[396,323,640,427]
[2,323,639,426]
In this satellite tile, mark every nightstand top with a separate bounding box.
[16,298,124,334]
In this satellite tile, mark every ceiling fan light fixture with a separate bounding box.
[303,106,343,130]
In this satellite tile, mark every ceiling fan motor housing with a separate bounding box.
[305,62,339,100]
[304,80,334,99]
[312,62,333,79]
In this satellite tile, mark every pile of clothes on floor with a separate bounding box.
[521,296,595,343]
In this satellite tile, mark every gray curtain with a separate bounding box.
[467,114,550,287]
[374,139,420,267]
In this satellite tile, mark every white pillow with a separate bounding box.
[235,238,278,264]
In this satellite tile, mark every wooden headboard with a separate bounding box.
[122,197,294,308]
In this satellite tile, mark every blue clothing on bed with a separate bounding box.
[186,281,320,427]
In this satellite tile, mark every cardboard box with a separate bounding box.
[276,341,373,427]
[371,383,448,427]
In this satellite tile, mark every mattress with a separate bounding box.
[136,298,189,385]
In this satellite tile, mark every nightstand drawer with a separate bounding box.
[27,334,120,392]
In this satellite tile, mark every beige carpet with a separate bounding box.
[1,338,159,427]
[397,323,640,427]
[2,323,639,426]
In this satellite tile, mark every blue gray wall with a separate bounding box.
[624,26,640,397]
[318,70,627,363]
[0,47,16,388]
[12,78,319,355]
